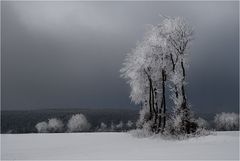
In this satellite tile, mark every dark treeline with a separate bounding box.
[1,108,138,133]
[1,108,225,134]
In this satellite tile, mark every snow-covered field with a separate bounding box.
[1,131,239,160]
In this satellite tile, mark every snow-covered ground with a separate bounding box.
[1,131,239,160]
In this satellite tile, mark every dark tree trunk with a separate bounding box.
[150,80,156,132]
[170,54,176,71]
[151,83,156,115]
[144,69,153,122]
[148,79,153,120]
[153,88,158,132]
[156,69,167,134]
[144,69,160,132]
[174,85,179,99]
[170,54,179,99]
[180,60,187,109]
[157,105,162,133]
[180,60,187,110]
[161,70,166,133]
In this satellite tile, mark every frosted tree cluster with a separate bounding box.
[100,122,107,130]
[214,112,239,131]
[35,118,64,133]
[35,121,48,133]
[126,120,134,128]
[48,118,64,133]
[116,121,124,130]
[196,117,209,129]
[35,114,91,133]
[67,114,91,132]
[97,121,135,132]
[121,16,197,135]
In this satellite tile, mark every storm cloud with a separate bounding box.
[1,1,239,113]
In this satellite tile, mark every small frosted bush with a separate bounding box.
[110,122,115,131]
[67,114,91,132]
[129,121,153,138]
[126,120,134,128]
[35,121,48,133]
[116,121,123,130]
[136,106,150,129]
[196,117,209,129]
[214,112,239,131]
[100,122,107,129]
[47,118,64,133]
[98,122,107,131]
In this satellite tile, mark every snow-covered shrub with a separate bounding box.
[131,116,210,139]
[6,129,14,134]
[35,121,48,133]
[163,118,210,139]
[67,114,91,132]
[129,129,153,138]
[214,112,239,131]
[129,121,153,138]
[98,122,107,131]
[126,120,134,128]
[47,118,64,133]
[196,117,209,129]
[116,121,124,131]
[193,128,211,137]
[136,106,150,129]
[162,117,175,134]
[100,122,107,129]
[172,114,182,134]
[170,111,198,135]
[110,122,115,131]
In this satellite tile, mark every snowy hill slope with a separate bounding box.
[1,131,239,160]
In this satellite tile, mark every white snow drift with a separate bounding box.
[1,131,239,160]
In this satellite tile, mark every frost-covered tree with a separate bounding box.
[47,118,64,133]
[121,25,170,133]
[159,17,196,134]
[35,121,48,133]
[67,114,91,132]
[214,112,239,131]
[121,16,197,135]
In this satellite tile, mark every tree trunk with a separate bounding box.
[161,69,166,133]
[148,79,153,120]
[174,85,179,98]
[156,69,167,134]
[153,89,158,132]
[170,53,179,99]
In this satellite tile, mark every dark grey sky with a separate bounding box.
[1,1,239,113]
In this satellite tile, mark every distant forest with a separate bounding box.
[1,108,218,134]
[1,108,138,133]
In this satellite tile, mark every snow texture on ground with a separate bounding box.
[1,131,239,160]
